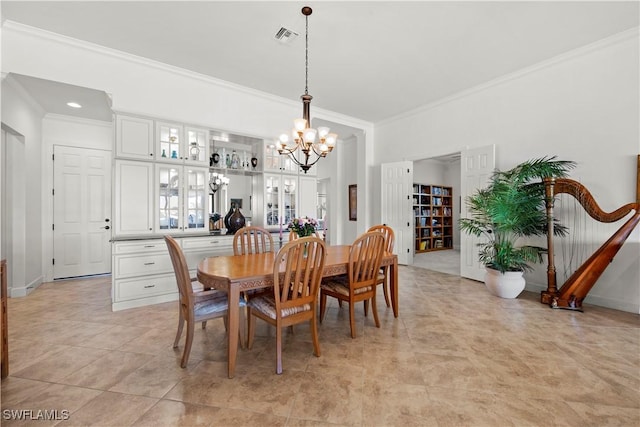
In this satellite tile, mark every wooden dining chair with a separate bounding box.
[233,226,275,255]
[165,235,245,368]
[246,236,326,374]
[320,231,386,338]
[367,224,395,308]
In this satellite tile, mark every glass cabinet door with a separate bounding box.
[157,122,184,161]
[265,174,280,227]
[184,168,208,232]
[264,143,281,172]
[282,176,297,225]
[185,127,208,165]
[157,165,181,231]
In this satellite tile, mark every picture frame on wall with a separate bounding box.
[231,198,242,209]
[348,184,357,221]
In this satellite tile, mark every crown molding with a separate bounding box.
[378,26,640,127]
[43,113,112,128]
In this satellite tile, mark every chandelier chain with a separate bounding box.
[304,13,309,96]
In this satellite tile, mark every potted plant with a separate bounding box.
[459,156,576,298]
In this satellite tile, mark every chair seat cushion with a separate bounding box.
[193,298,229,318]
[321,276,372,296]
[247,294,311,320]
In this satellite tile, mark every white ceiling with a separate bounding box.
[2,1,638,123]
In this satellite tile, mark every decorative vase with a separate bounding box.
[251,156,258,170]
[484,267,525,299]
[223,205,235,233]
[226,206,246,235]
[212,151,220,166]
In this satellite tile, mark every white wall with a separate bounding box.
[375,29,640,312]
[1,76,45,296]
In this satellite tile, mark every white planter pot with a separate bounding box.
[484,267,525,299]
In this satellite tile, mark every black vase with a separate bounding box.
[251,157,258,169]
[224,205,235,233]
[226,206,246,235]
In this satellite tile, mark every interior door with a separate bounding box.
[53,145,111,278]
[460,145,495,281]
[381,161,413,265]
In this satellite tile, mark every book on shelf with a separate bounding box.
[419,241,427,251]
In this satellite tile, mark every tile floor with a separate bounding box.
[1,266,639,426]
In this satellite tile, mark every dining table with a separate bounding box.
[197,244,399,378]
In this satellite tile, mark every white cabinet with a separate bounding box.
[156,164,210,234]
[111,236,234,311]
[114,160,154,236]
[264,142,300,174]
[112,239,176,311]
[156,122,210,167]
[115,115,154,160]
[263,173,299,229]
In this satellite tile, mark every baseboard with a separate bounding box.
[525,281,639,314]
[10,275,44,297]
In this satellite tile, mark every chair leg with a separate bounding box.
[349,300,356,338]
[181,321,194,368]
[275,326,283,375]
[319,292,327,323]
[174,312,185,348]
[338,300,343,308]
[364,300,369,317]
[371,293,380,328]
[310,317,321,357]
[238,306,246,349]
[382,282,391,307]
[247,308,255,350]
[202,321,207,330]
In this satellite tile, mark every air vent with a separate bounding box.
[274,27,299,43]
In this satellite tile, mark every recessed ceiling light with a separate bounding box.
[66,102,82,108]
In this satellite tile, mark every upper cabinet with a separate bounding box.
[185,127,209,165]
[115,115,154,160]
[263,142,311,175]
[156,121,183,162]
[156,164,209,233]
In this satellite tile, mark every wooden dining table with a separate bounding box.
[197,245,398,378]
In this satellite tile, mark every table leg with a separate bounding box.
[227,287,240,378]
[391,259,398,318]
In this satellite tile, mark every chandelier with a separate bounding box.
[276,6,337,174]
[209,172,229,195]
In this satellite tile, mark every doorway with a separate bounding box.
[411,153,461,275]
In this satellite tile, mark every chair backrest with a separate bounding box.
[367,224,395,254]
[348,231,386,291]
[273,236,326,316]
[233,226,275,255]
[164,235,193,309]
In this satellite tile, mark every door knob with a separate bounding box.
[105,218,110,222]
[101,225,110,230]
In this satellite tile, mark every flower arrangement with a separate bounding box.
[288,217,318,237]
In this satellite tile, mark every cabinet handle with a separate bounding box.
[143,245,156,248]
[210,241,219,244]
[144,284,156,288]
[143,262,155,266]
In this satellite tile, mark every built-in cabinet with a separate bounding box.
[413,183,454,252]
[112,113,319,309]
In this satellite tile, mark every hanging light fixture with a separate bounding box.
[276,6,337,174]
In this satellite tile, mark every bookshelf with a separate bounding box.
[413,184,453,253]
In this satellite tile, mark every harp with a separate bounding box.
[541,171,640,311]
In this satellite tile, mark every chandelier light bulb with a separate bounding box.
[294,118,307,132]
[317,127,330,139]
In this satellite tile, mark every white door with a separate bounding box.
[53,145,111,278]
[381,161,413,265]
[460,145,495,281]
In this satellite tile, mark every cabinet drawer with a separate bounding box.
[114,253,172,278]
[113,240,167,255]
[114,274,177,302]
[181,236,233,250]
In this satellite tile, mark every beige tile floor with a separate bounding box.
[2,266,639,426]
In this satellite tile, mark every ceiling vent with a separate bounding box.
[274,27,299,43]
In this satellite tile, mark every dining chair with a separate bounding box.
[246,236,326,374]
[165,235,245,368]
[233,226,275,255]
[367,224,395,308]
[319,231,386,338]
